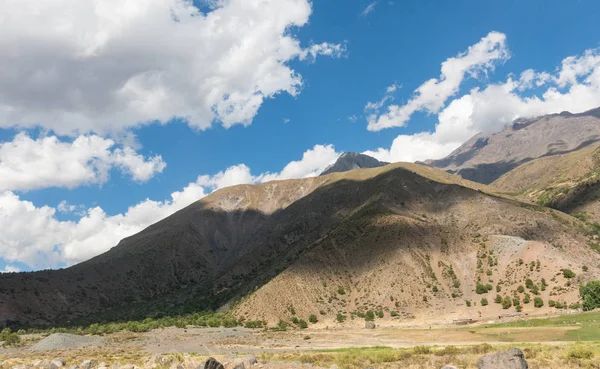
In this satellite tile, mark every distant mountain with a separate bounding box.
[2,162,599,328]
[424,107,600,184]
[492,142,600,222]
[320,152,388,176]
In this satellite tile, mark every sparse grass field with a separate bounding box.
[3,311,600,369]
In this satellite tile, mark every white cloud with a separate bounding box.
[361,2,377,17]
[0,133,165,192]
[0,265,20,273]
[0,144,340,269]
[0,0,344,136]
[282,118,290,124]
[348,115,358,122]
[365,46,600,163]
[367,31,509,131]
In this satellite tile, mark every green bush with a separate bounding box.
[481,298,488,306]
[376,310,384,319]
[466,300,472,307]
[277,320,288,331]
[432,285,439,293]
[567,349,594,360]
[365,310,375,321]
[298,319,308,329]
[413,345,431,354]
[336,313,346,323]
[309,314,318,324]
[245,320,265,328]
[502,296,512,309]
[495,294,502,304]
[523,293,531,304]
[476,282,492,294]
[291,317,299,324]
[517,285,525,293]
[337,287,346,295]
[563,269,576,279]
[580,280,600,311]
[534,297,544,308]
[515,305,523,312]
[2,333,20,347]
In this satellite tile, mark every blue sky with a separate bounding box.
[1,0,600,272]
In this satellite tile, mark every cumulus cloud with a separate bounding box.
[0,0,344,136]
[0,265,20,273]
[365,46,600,163]
[0,133,165,192]
[0,144,340,269]
[367,31,509,131]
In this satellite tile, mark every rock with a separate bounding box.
[111,363,120,369]
[244,356,257,366]
[477,348,528,369]
[68,366,79,369]
[231,364,244,369]
[441,366,458,369]
[146,356,173,369]
[34,362,49,368]
[48,364,59,369]
[51,360,65,368]
[303,364,312,368]
[81,361,96,369]
[121,365,137,369]
[203,358,224,369]
[169,365,184,369]
[365,321,376,329]
[330,365,340,369]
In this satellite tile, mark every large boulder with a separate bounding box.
[365,321,375,329]
[203,358,224,369]
[477,348,528,369]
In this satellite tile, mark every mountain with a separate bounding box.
[492,142,600,222]
[1,162,599,328]
[424,107,600,184]
[320,152,387,175]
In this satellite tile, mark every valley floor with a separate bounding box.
[2,311,600,368]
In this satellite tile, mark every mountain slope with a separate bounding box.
[425,107,600,184]
[492,143,600,221]
[1,163,599,328]
[320,152,388,176]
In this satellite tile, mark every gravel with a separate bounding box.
[29,333,103,352]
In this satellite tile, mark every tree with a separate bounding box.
[534,297,544,308]
[481,298,488,306]
[523,293,531,304]
[580,280,600,311]
[309,314,318,324]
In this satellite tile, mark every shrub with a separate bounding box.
[496,284,501,292]
[568,349,594,360]
[291,317,299,324]
[453,279,461,288]
[309,314,318,324]
[336,313,346,323]
[486,270,492,276]
[376,310,384,319]
[534,297,544,308]
[245,320,265,329]
[523,293,531,304]
[580,280,600,311]
[525,279,534,289]
[298,319,308,329]
[390,311,399,317]
[413,345,431,354]
[502,296,512,309]
[512,296,520,307]
[277,320,288,331]
[476,282,492,294]
[517,285,525,293]
[2,333,20,347]
[515,305,523,312]
[495,294,502,304]
[569,302,582,309]
[481,298,488,306]
[549,300,556,307]
[583,265,589,272]
[563,269,576,279]
[337,287,346,295]
[466,300,472,307]
[365,310,375,321]
[432,285,439,293]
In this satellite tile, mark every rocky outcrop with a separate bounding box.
[477,348,528,369]
[320,152,387,176]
